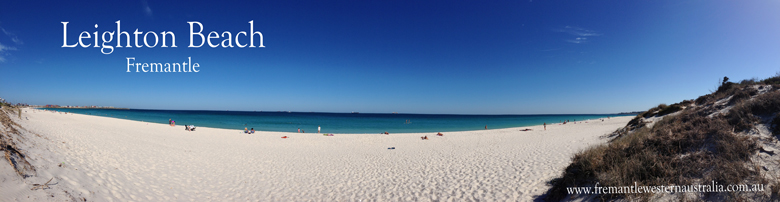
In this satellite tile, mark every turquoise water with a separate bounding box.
[38,108,630,134]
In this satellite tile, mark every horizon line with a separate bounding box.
[33,106,640,116]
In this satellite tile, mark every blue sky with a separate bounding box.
[0,0,779,114]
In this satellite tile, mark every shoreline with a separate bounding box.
[33,107,629,134]
[3,107,632,201]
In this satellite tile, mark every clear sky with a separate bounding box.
[0,0,779,114]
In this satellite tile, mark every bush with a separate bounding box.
[695,94,711,105]
[656,104,682,116]
[771,113,780,136]
[761,72,780,85]
[627,116,646,129]
[680,99,694,107]
[740,78,758,85]
[729,86,758,105]
[634,103,683,120]
[639,104,668,118]
[716,82,736,95]
[727,105,757,132]
[546,75,780,201]
[747,90,780,115]
[546,103,759,201]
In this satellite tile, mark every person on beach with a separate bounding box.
[169,119,172,126]
[250,128,255,134]
[172,120,176,127]
[298,128,300,133]
[544,122,546,130]
[318,125,321,133]
[485,125,487,130]
[245,127,249,133]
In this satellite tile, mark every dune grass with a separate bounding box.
[545,74,780,201]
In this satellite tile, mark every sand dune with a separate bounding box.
[1,109,630,201]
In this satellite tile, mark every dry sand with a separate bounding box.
[1,109,631,201]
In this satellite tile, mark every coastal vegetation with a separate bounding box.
[0,106,36,178]
[545,73,780,201]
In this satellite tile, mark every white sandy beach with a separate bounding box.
[1,109,631,201]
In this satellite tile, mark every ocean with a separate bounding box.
[37,108,631,134]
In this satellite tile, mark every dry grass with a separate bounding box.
[547,110,759,201]
[772,113,780,136]
[0,107,36,178]
[624,102,686,136]
[544,75,780,201]
[727,90,780,132]
[31,178,53,190]
[640,104,667,118]
[657,103,683,116]
[729,87,758,105]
